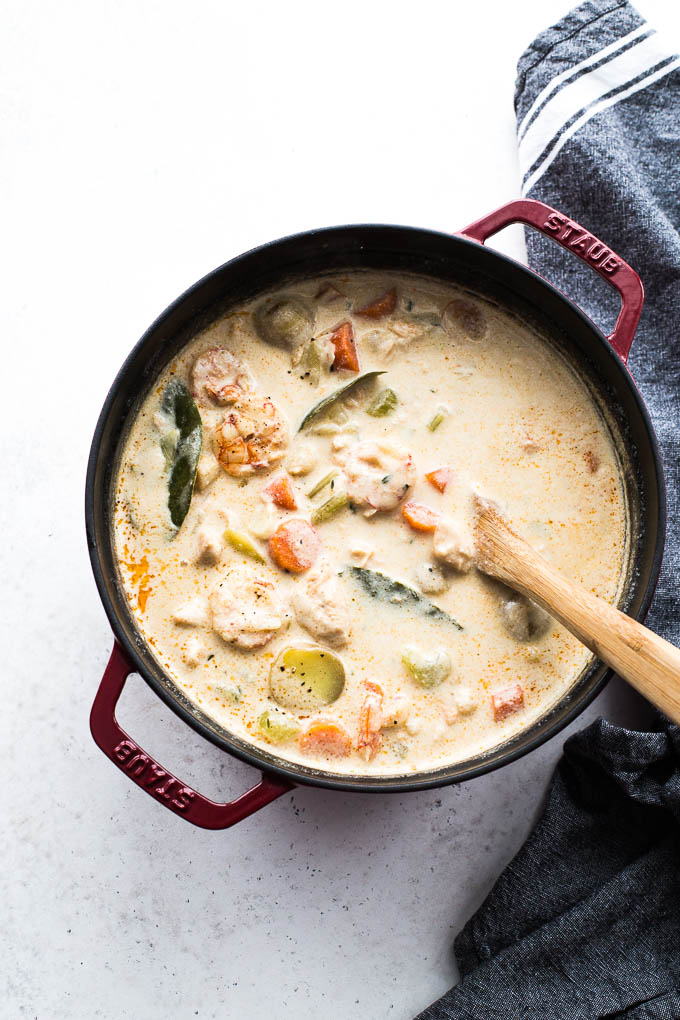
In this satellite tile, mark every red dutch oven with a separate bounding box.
[86,199,666,829]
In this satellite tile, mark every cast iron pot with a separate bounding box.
[86,198,666,829]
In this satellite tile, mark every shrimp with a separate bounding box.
[291,559,351,646]
[191,347,254,406]
[215,391,289,476]
[357,681,385,761]
[209,567,289,650]
[337,440,415,513]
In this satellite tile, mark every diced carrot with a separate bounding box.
[299,720,352,757]
[425,467,454,493]
[402,501,441,533]
[354,288,397,319]
[263,474,298,511]
[357,681,384,761]
[492,684,525,722]
[268,518,320,573]
[329,321,359,372]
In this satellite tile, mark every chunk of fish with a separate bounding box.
[337,440,415,512]
[209,569,289,650]
[195,523,223,565]
[291,560,351,647]
[172,596,210,627]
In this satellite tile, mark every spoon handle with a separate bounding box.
[476,502,680,725]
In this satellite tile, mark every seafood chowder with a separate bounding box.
[114,273,627,776]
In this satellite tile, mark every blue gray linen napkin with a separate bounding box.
[417,3,680,1017]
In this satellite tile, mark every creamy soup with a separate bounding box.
[114,273,627,776]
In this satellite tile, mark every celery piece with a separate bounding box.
[301,339,322,386]
[366,388,398,417]
[402,646,452,688]
[224,527,265,563]
[258,708,301,743]
[307,469,339,499]
[310,491,349,525]
[427,406,448,432]
[215,683,242,704]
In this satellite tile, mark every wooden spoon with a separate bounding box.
[473,495,680,725]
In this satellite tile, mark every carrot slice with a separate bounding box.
[263,474,298,511]
[329,321,359,372]
[268,518,320,573]
[492,684,525,722]
[425,467,453,493]
[354,288,397,319]
[299,720,352,757]
[402,501,441,533]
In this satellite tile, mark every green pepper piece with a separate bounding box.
[366,388,398,417]
[160,379,202,529]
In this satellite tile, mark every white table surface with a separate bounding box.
[4,2,678,1017]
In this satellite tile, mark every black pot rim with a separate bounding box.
[85,222,667,794]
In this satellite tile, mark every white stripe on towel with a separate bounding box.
[517,23,650,141]
[522,55,680,194]
[519,31,676,181]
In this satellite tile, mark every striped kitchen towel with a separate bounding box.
[417,3,680,1018]
[517,0,680,652]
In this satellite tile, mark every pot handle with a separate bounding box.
[90,642,293,829]
[460,198,644,363]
